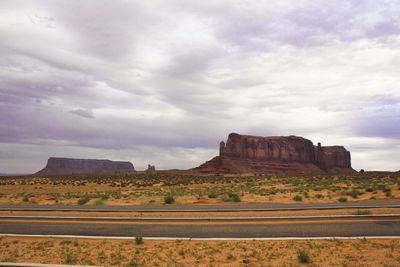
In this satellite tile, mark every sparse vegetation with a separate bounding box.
[164,195,175,204]
[64,251,77,264]
[1,236,400,266]
[135,236,143,245]
[207,192,218,198]
[348,189,361,199]
[354,209,372,215]
[297,249,310,263]
[338,197,347,203]
[94,197,106,205]
[293,195,303,201]
[77,196,90,205]
[220,192,241,202]
[0,171,398,205]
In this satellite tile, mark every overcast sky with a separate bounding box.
[0,0,399,173]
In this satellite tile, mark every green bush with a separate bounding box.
[297,249,310,263]
[338,197,347,203]
[228,193,241,202]
[354,209,371,215]
[227,254,236,260]
[127,258,138,267]
[383,188,392,193]
[220,193,241,202]
[377,184,386,191]
[135,236,143,245]
[315,194,324,199]
[64,251,77,264]
[348,189,360,198]
[94,198,106,205]
[164,195,175,204]
[77,196,90,205]
[207,192,218,198]
[293,195,303,201]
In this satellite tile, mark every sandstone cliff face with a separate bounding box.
[196,133,354,174]
[35,157,135,175]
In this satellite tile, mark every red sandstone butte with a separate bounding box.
[195,133,354,174]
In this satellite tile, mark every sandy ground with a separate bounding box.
[1,236,400,266]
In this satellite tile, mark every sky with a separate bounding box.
[0,0,399,173]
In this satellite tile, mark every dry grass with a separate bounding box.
[0,172,399,206]
[1,236,400,266]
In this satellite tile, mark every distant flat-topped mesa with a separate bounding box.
[35,157,135,175]
[195,133,354,174]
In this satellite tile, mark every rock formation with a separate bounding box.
[35,157,135,175]
[146,164,156,173]
[195,133,354,174]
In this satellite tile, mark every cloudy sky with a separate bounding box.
[0,0,399,173]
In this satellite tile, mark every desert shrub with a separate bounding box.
[220,193,241,202]
[338,197,347,202]
[354,209,371,215]
[377,184,386,191]
[315,194,324,199]
[228,193,241,202]
[383,187,392,193]
[365,187,374,192]
[22,195,29,202]
[127,258,139,267]
[293,195,303,201]
[94,198,106,205]
[348,189,361,198]
[64,251,77,264]
[164,195,175,204]
[135,236,143,245]
[298,249,310,263]
[77,196,90,205]
[227,254,236,260]
[207,192,218,198]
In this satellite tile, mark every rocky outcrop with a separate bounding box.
[146,164,156,173]
[35,157,135,175]
[195,133,354,174]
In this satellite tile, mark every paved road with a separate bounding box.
[1,214,399,222]
[0,199,399,212]
[0,218,399,238]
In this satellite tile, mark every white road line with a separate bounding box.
[1,233,400,241]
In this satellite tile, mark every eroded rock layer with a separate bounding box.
[195,133,354,174]
[35,157,135,175]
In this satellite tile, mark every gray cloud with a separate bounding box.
[70,108,95,119]
[0,0,399,173]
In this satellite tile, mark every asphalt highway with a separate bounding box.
[0,199,399,212]
[0,218,399,238]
